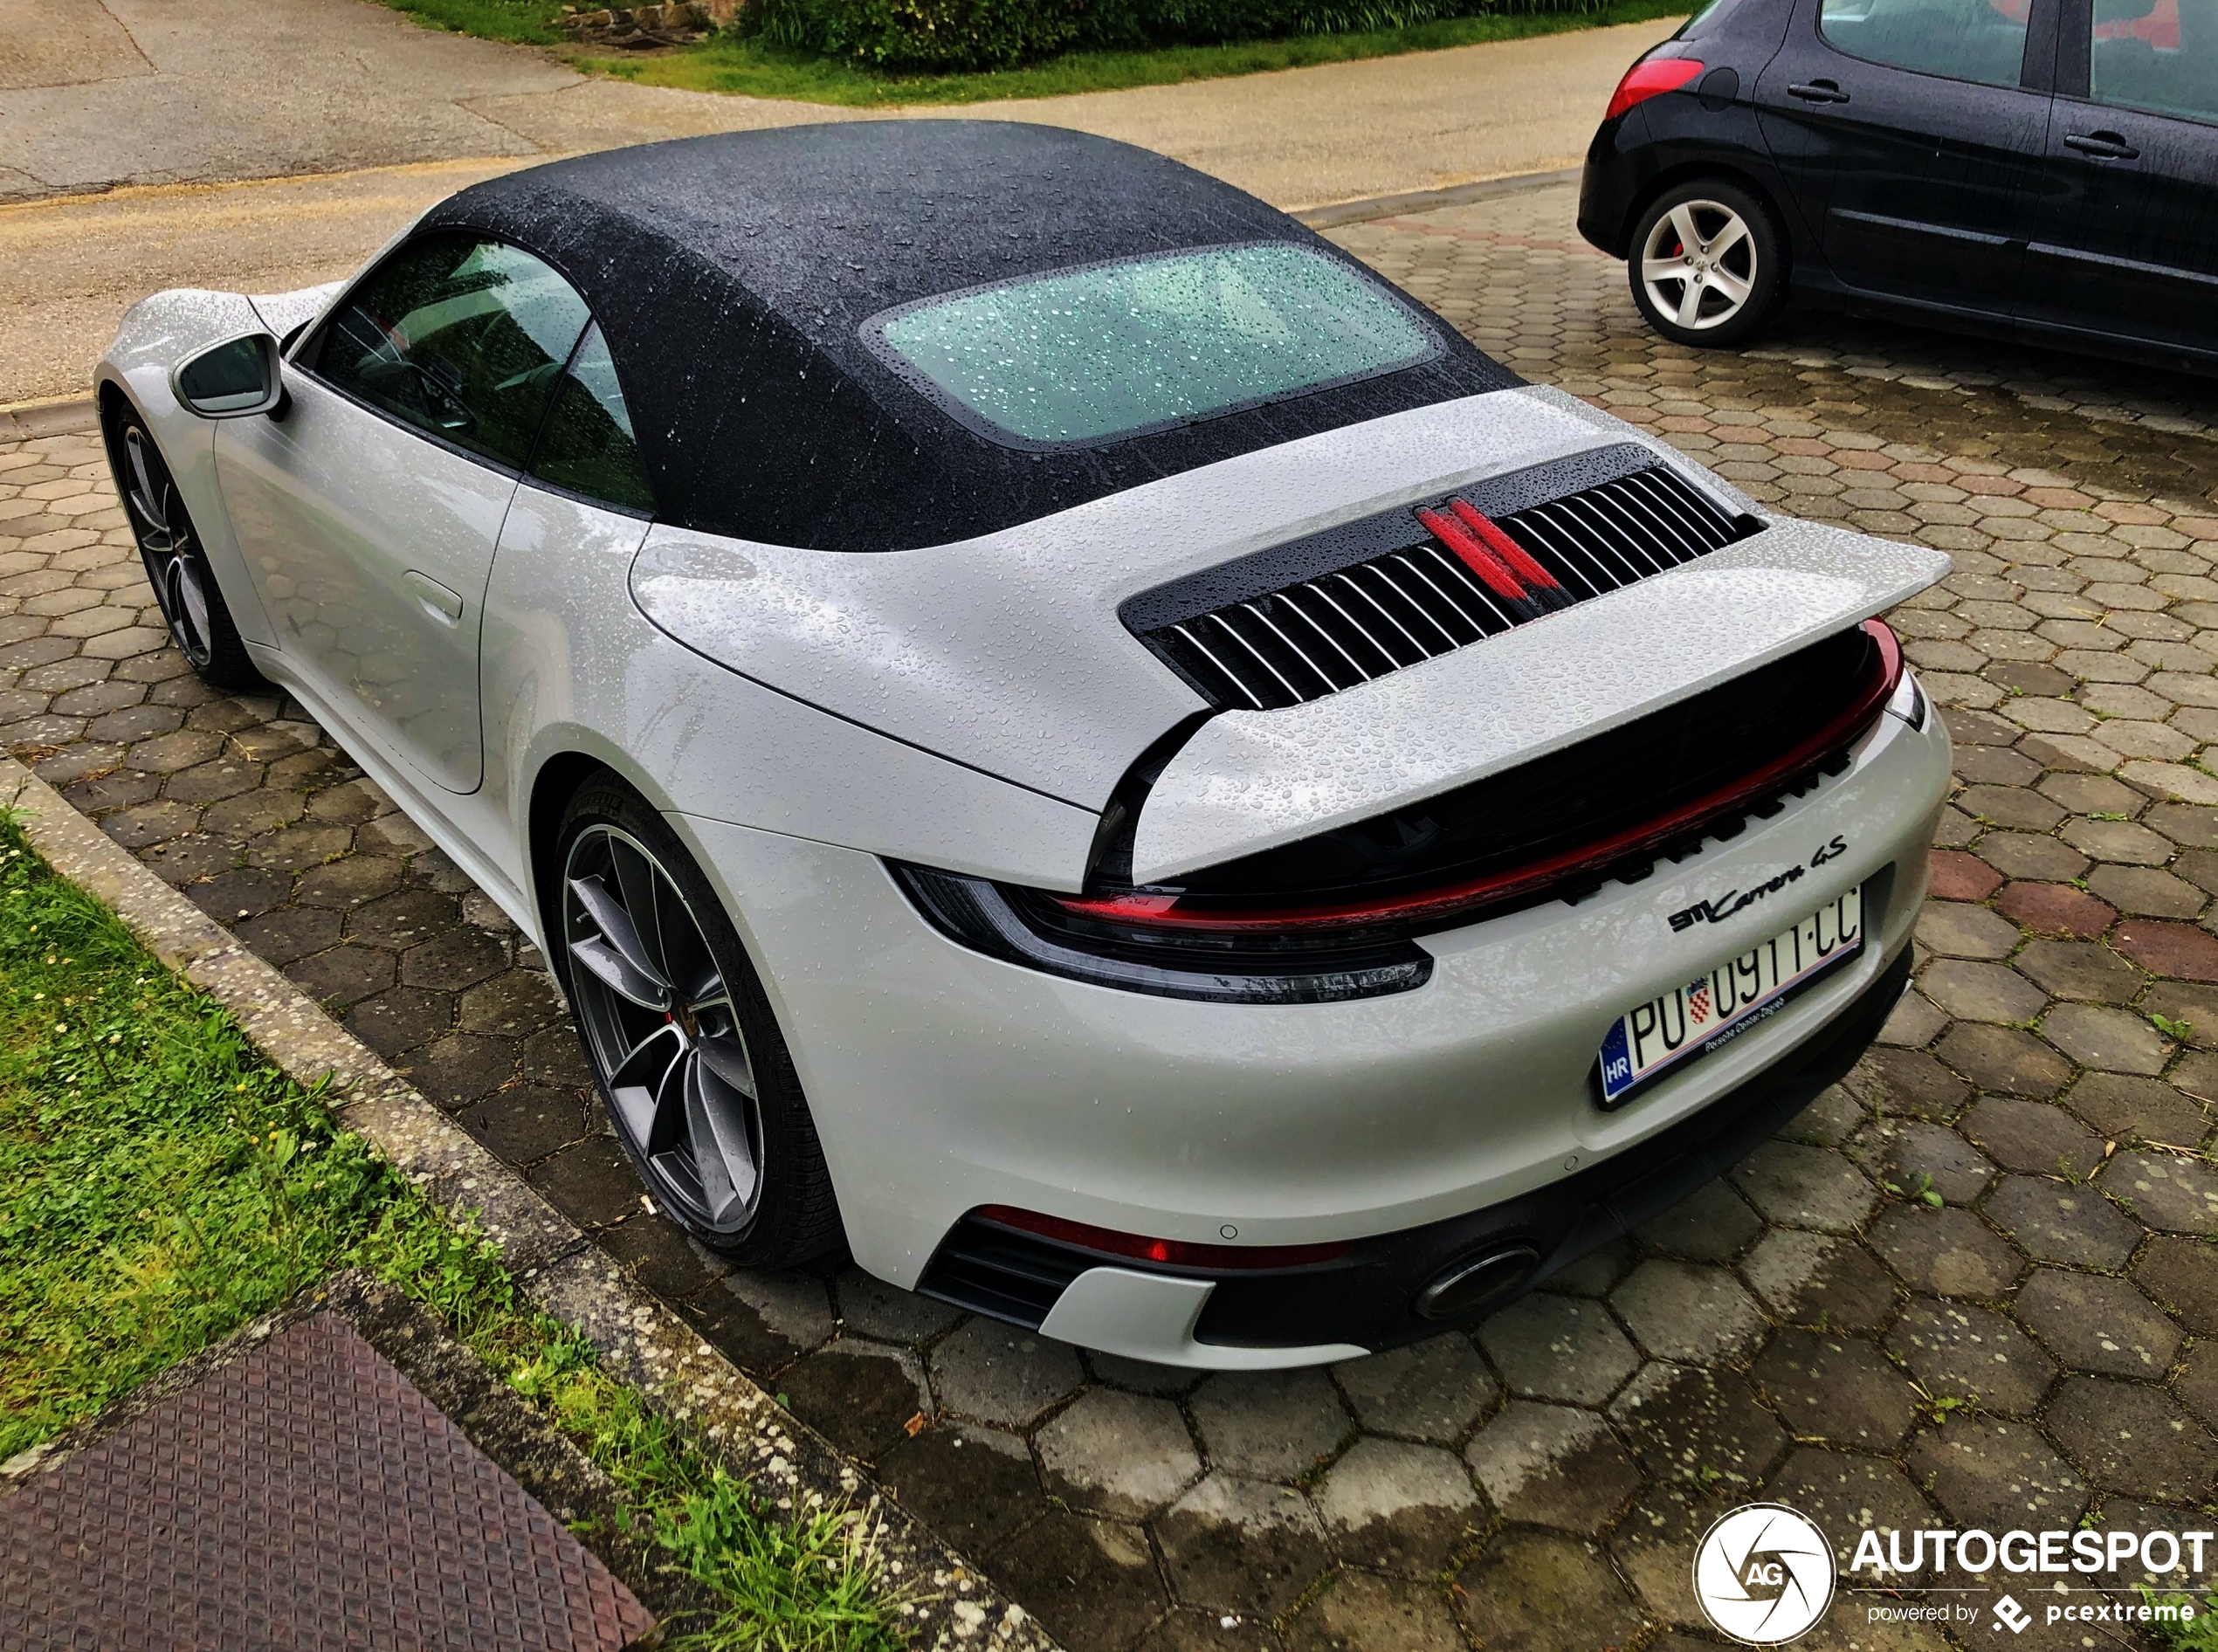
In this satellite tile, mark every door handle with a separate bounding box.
[2063,130,2139,158]
[402,568,464,626]
[1787,79,1850,102]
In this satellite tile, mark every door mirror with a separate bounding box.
[173,332,285,418]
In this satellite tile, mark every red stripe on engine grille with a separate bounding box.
[1450,498,1565,591]
[1055,618,1905,936]
[1415,505,1531,604]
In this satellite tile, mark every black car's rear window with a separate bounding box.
[863,244,1440,451]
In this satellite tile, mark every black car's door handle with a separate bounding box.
[1787,79,1851,102]
[2063,130,2139,158]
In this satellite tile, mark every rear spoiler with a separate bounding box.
[1129,518,1949,885]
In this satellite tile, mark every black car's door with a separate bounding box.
[2016,0,2218,362]
[1755,0,2059,311]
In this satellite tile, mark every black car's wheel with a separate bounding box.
[107,408,265,691]
[1628,180,1787,348]
[550,773,842,1266]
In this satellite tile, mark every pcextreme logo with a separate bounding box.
[1692,1504,1836,1645]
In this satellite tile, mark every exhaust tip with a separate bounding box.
[1414,1244,1540,1322]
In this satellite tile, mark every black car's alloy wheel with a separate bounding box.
[554,776,840,1263]
[1629,181,1787,348]
[110,411,264,690]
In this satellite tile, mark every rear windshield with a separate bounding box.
[862,242,1442,450]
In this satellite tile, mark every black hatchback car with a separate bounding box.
[1576,0,2218,373]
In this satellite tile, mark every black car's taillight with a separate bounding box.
[1605,54,1705,120]
[890,863,1432,1005]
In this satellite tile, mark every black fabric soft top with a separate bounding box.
[417,120,1520,552]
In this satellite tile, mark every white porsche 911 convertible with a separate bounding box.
[98,120,1948,1369]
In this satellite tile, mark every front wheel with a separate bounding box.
[549,773,843,1266]
[106,406,265,691]
[1627,180,1787,348]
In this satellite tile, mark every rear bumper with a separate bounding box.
[925,940,1907,1363]
[671,688,1946,1364]
[1578,116,1643,258]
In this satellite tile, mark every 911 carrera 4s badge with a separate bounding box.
[1597,887,1863,1109]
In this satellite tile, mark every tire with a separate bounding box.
[104,403,265,692]
[548,772,843,1266]
[1627,179,1788,348]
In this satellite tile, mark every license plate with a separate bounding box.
[1596,886,1864,1109]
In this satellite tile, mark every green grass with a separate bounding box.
[2140,1586,2218,1649]
[380,0,567,45]
[0,815,901,1650]
[378,0,1688,105]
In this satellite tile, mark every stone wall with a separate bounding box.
[558,0,738,48]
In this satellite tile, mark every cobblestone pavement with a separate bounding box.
[8,179,2218,1651]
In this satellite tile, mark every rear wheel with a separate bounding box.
[107,406,264,691]
[550,774,842,1266]
[1628,180,1787,348]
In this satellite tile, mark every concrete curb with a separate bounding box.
[0,753,1056,1652]
[1292,165,1581,230]
[0,397,100,441]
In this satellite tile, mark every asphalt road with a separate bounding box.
[0,0,1676,405]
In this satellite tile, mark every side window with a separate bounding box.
[526,324,657,516]
[1819,0,2031,86]
[2091,0,2217,122]
[1679,0,1753,40]
[307,234,590,471]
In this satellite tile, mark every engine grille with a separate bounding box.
[1131,456,1760,712]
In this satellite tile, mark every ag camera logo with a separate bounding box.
[1693,1503,1836,1645]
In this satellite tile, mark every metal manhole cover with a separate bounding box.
[0,1310,654,1651]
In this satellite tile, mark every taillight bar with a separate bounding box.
[975,1205,1351,1270]
[1055,619,1905,936]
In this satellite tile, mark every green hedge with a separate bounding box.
[740,0,1615,73]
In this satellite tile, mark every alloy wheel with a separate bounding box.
[119,424,215,668]
[562,824,765,1235]
[1640,200,1760,333]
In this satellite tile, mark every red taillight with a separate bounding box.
[975,1206,1351,1270]
[1605,55,1705,120]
